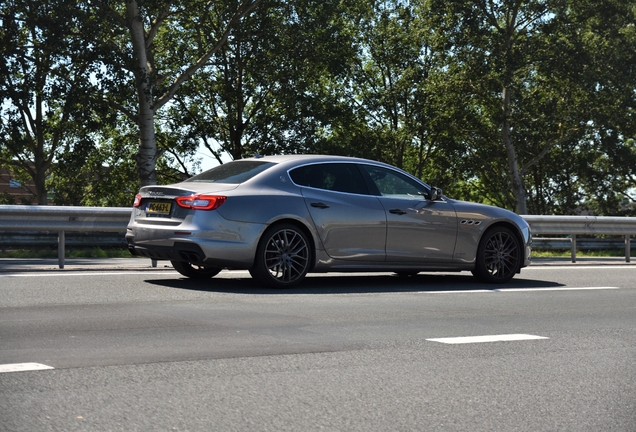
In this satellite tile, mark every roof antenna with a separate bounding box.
[253,151,263,159]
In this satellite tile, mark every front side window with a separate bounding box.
[185,160,274,184]
[361,165,428,198]
[289,163,369,195]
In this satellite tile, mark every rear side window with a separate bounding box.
[185,160,274,183]
[289,163,369,195]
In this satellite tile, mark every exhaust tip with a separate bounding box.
[179,251,203,263]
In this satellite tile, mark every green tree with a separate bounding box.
[324,0,470,193]
[428,0,564,213]
[316,0,492,200]
[89,0,262,186]
[338,1,434,169]
[566,1,636,215]
[0,0,108,204]
[428,0,636,214]
[47,118,140,206]
[162,0,363,166]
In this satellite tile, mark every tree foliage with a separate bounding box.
[164,0,364,165]
[83,0,263,187]
[1,0,635,215]
[0,0,109,204]
[425,0,636,214]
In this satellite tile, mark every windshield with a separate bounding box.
[185,160,274,184]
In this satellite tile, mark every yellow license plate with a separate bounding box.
[147,201,172,214]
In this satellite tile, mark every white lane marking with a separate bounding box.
[420,287,619,294]
[494,286,619,292]
[527,265,635,270]
[0,270,253,278]
[427,334,549,344]
[0,271,179,277]
[423,290,493,294]
[0,363,55,373]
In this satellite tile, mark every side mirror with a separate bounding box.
[428,187,443,201]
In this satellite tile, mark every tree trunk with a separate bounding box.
[127,1,158,187]
[34,96,48,205]
[120,0,262,183]
[502,86,527,214]
[34,165,48,205]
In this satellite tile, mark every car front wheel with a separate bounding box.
[171,260,222,279]
[472,226,521,283]
[249,223,311,288]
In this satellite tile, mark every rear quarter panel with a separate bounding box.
[214,181,324,257]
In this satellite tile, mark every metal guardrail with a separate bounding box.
[521,215,636,263]
[0,205,134,269]
[0,232,127,249]
[1,205,635,268]
[531,237,636,252]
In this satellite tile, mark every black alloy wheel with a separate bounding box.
[472,226,521,283]
[171,260,222,279]
[250,223,311,288]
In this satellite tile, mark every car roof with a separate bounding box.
[239,154,390,167]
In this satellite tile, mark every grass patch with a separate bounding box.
[532,249,627,258]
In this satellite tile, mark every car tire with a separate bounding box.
[471,226,521,283]
[171,260,222,279]
[249,223,311,288]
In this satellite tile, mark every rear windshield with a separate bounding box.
[185,160,274,184]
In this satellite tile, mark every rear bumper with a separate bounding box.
[126,236,259,268]
[125,216,265,268]
[127,240,207,264]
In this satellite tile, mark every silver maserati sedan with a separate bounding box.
[126,155,531,287]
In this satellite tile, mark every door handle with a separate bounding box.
[310,202,330,209]
[389,208,407,215]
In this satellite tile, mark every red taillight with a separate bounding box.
[175,195,227,210]
[133,193,142,207]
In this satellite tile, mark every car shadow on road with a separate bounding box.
[145,272,563,295]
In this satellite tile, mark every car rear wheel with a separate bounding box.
[249,223,311,288]
[472,226,521,283]
[171,260,222,279]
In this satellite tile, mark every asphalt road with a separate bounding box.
[1,261,635,431]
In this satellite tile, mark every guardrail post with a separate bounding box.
[58,230,65,269]
[626,235,631,263]
[571,234,576,263]
[151,259,157,268]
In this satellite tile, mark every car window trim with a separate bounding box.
[356,162,432,198]
[286,160,433,198]
[287,161,372,196]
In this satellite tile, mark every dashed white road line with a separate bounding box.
[527,265,635,270]
[0,363,55,373]
[419,286,619,294]
[494,286,619,292]
[0,271,178,277]
[427,334,549,344]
